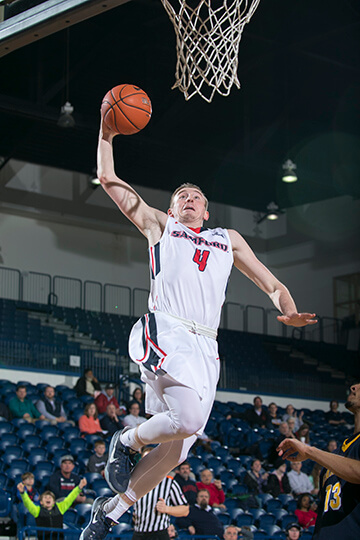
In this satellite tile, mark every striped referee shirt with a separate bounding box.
[134,475,188,532]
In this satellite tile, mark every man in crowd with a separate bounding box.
[74,368,101,397]
[123,401,146,429]
[176,489,223,538]
[245,397,271,429]
[95,383,126,416]
[48,455,88,504]
[36,385,70,425]
[288,462,318,496]
[196,468,226,510]
[277,381,360,540]
[9,385,46,423]
[100,403,124,437]
[285,523,301,540]
[325,400,346,426]
[173,461,198,505]
[243,459,269,499]
[224,524,253,540]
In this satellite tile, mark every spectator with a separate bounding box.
[100,403,124,437]
[174,461,198,505]
[327,439,338,453]
[295,423,311,445]
[36,385,70,425]
[288,462,318,496]
[17,472,40,504]
[48,455,88,504]
[224,524,254,540]
[285,522,302,540]
[18,477,87,540]
[309,462,322,493]
[131,386,146,417]
[325,400,346,425]
[168,524,178,539]
[123,401,147,429]
[86,440,108,477]
[95,383,126,416]
[268,402,282,427]
[294,493,317,529]
[287,417,297,435]
[243,459,269,502]
[78,403,102,436]
[268,422,295,464]
[9,385,46,424]
[0,400,10,420]
[265,459,291,498]
[283,404,304,432]
[74,368,101,397]
[176,489,223,538]
[196,468,226,509]
[245,396,271,429]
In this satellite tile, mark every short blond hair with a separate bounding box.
[40,490,56,502]
[22,472,34,482]
[170,183,208,210]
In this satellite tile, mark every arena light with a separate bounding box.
[58,101,75,128]
[282,159,298,183]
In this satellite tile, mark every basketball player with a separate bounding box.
[80,117,317,539]
[277,382,360,540]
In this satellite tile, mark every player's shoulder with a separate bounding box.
[340,431,360,457]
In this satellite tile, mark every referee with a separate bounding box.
[132,446,189,540]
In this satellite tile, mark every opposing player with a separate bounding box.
[80,116,317,539]
[277,382,360,539]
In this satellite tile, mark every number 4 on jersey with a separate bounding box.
[193,249,210,272]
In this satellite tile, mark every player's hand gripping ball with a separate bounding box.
[101,84,152,135]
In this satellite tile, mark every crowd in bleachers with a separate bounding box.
[0,375,354,539]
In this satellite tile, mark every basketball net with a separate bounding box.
[160,0,261,102]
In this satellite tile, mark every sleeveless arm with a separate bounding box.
[97,121,167,245]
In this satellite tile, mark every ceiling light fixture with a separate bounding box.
[257,202,283,224]
[58,29,75,129]
[282,159,298,183]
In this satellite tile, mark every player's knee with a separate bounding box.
[176,413,203,438]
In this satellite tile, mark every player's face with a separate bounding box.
[168,188,209,225]
[345,383,360,412]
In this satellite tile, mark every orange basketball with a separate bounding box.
[101,84,152,135]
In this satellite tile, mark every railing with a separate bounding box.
[0,265,345,345]
[18,528,220,540]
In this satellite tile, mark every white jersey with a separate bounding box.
[148,216,233,330]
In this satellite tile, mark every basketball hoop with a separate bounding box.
[160,0,261,102]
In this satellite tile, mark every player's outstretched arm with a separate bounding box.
[97,119,167,244]
[228,229,317,327]
[277,438,360,484]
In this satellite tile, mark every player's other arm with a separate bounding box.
[278,438,360,484]
[97,119,167,242]
[228,229,317,327]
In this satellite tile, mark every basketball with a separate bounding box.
[101,84,152,135]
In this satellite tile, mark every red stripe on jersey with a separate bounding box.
[150,247,155,277]
[188,227,202,234]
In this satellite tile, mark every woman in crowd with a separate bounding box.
[295,423,311,445]
[294,493,317,529]
[78,403,102,436]
[265,459,291,498]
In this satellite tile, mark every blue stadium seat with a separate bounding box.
[74,503,92,525]
[280,514,299,529]
[63,507,78,527]
[0,421,14,435]
[62,426,81,443]
[229,508,245,521]
[39,425,60,441]
[92,478,109,492]
[22,434,42,453]
[230,484,248,496]
[34,419,52,431]
[69,438,88,456]
[46,437,66,455]
[84,472,103,486]
[118,510,133,524]
[0,433,18,451]
[110,523,132,535]
[0,473,9,491]
[27,448,48,468]
[0,493,12,518]
[2,446,24,465]
[7,462,29,480]
[16,423,37,440]
[257,493,274,506]
[277,493,294,507]
[258,513,277,529]
[235,513,254,527]
[96,486,115,498]
[85,433,104,446]
[261,524,282,537]
[265,499,283,513]
[217,512,231,526]
[11,418,28,429]
[272,508,288,524]
[248,508,266,521]
[286,499,298,514]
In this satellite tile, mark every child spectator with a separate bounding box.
[17,478,87,540]
[86,440,108,477]
[18,472,40,504]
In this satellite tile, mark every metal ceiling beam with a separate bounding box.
[0,0,132,57]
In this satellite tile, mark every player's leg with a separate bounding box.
[105,379,204,493]
[80,435,196,540]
